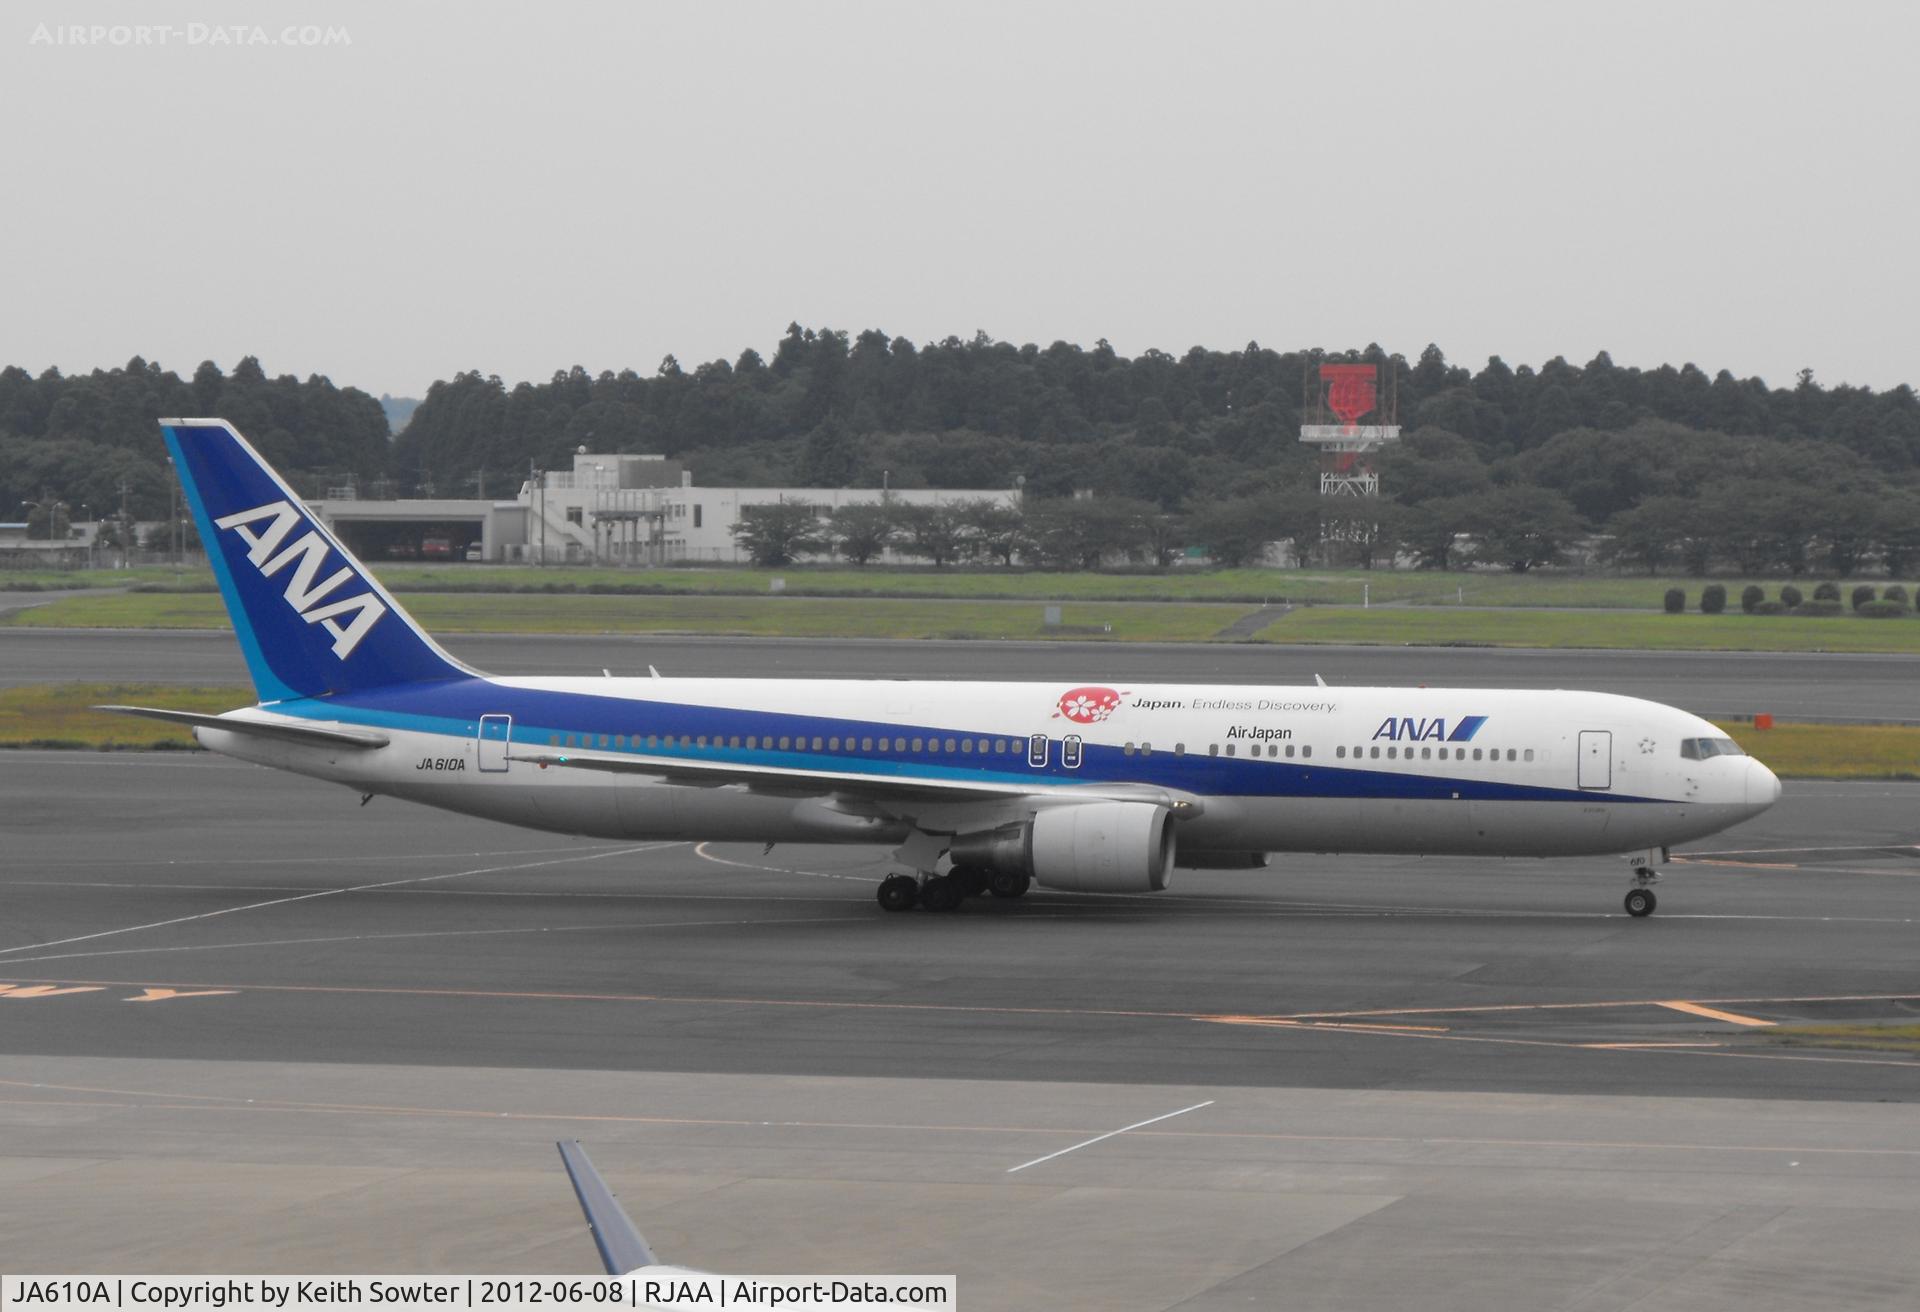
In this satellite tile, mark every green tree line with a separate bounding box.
[6,330,1920,574]
[0,356,389,523]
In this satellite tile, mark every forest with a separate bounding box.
[5,327,1919,573]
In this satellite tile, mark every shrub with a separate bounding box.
[1780,584,1804,608]
[1858,599,1910,618]
[1792,600,1845,617]
[1750,600,1788,615]
[1740,584,1764,613]
[1813,581,1841,602]
[1885,584,1911,607]
[1663,588,1685,614]
[1700,584,1726,614]
[1850,584,1876,611]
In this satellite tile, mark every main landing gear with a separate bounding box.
[875,864,1030,913]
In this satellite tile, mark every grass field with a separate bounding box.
[1260,607,1920,653]
[1715,720,1920,779]
[0,682,248,749]
[7,564,1911,611]
[1753,1024,1920,1054]
[0,591,1250,642]
[5,680,1913,777]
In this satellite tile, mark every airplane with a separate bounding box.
[104,419,1782,919]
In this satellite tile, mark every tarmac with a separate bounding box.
[3,742,1919,1306]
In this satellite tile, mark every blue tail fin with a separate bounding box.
[162,419,477,701]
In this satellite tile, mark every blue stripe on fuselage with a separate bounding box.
[261,679,1667,807]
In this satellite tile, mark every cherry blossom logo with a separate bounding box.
[1055,686,1126,723]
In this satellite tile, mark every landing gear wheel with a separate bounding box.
[919,876,962,913]
[1624,887,1657,918]
[876,874,919,913]
[987,870,1031,899]
[948,866,989,899]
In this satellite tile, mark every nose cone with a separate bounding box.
[1746,757,1782,809]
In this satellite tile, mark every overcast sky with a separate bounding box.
[6,0,1916,398]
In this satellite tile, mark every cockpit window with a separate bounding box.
[1679,736,1746,760]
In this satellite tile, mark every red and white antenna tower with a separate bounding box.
[1299,360,1400,496]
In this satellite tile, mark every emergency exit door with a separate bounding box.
[1577,730,1611,790]
[478,714,512,772]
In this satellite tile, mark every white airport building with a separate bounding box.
[307,449,1020,566]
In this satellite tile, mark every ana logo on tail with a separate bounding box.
[213,500,388,658]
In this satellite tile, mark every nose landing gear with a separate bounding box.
[1623,855,1661,917]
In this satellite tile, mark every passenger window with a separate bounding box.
[1421,747,1431,760]
[875,737,888,752]
[1285,744,1295,758]
[1208,744,1219,757]
[895,737,907,751]
[728,736,739,748]
[861,737,873,751]
[1387,746,1397,760]
[696,736,707,748]
[1124,742,1136,756]
[1028,734,1048,767]
[746,736,757,749]
[994,738,1007,754]
[811,736,824,751]
[978,739,989,754]
[1337,746,1346,758]
[777,736,790,750]
[1174,743,1185,757]
[1301,745,1311,759]
[1524,748,1534,762]
[1370,746,1380,759]
[1506,749,1516,761]
[549,734,560,747]
[1141,742,1153,757]
[912,737,924,752]
[828,737,839,752]
[1062,735,1083,769]
[1471,747,1480,760]
[615,735,626,748]
[944,737,957,753]
[960,739,973,754]
[1225,743,1236,757]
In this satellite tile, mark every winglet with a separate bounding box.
[1314,673,1328,687]
[556,1141,657,1275]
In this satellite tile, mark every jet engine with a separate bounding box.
[949,801,1174,893]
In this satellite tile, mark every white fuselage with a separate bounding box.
[198,677,1779,861]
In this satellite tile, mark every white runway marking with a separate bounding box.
[1006,1100,1215,1173]
[0,843,682,959]
[695,842,886,884]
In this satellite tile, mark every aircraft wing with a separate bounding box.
[95,705,391,750]
[510,749,1201,813]
[556,1140,658,1275]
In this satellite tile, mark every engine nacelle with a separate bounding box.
[949,802,1174,893]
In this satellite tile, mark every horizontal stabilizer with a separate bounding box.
[95,705,390,750]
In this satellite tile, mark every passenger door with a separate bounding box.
[478,714,512,773]
[1577,730,1611,790]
